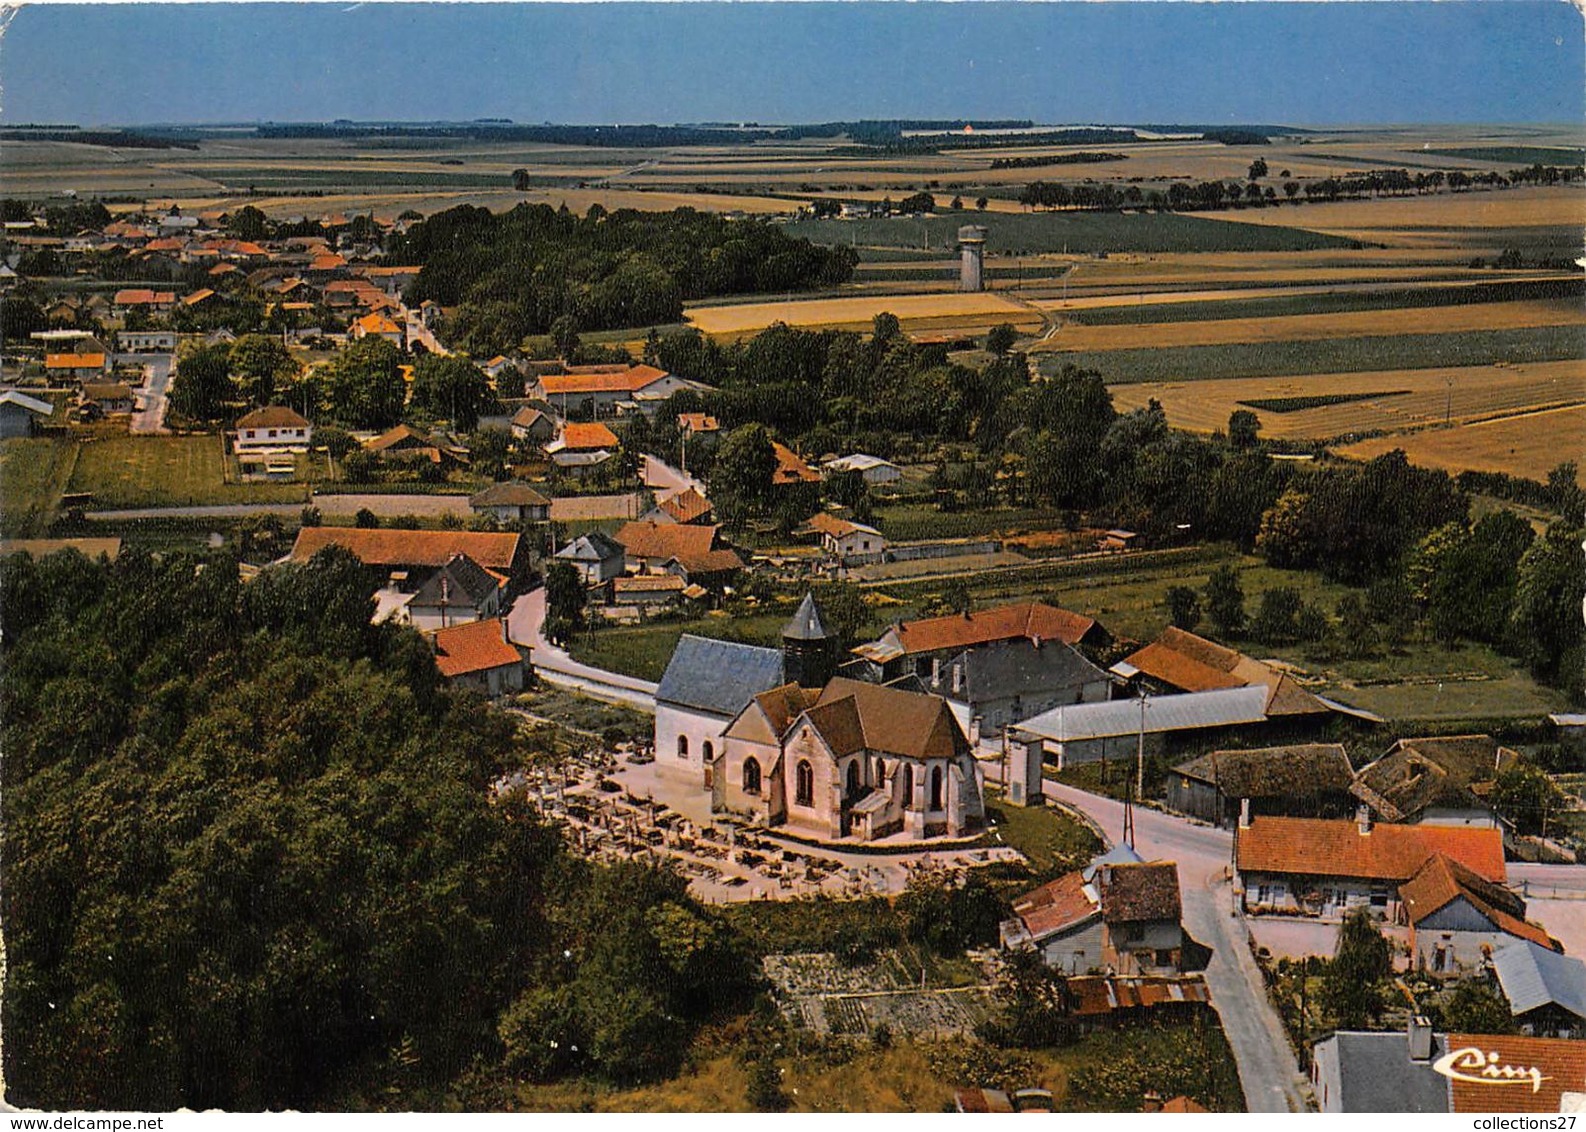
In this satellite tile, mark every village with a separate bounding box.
[3,66,1585,1113]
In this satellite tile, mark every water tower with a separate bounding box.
[958,225,988,292]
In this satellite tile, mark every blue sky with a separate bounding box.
[2,2,1582,126]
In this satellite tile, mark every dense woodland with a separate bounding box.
[388,204,857,354]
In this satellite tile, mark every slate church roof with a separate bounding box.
[656,634,785,717]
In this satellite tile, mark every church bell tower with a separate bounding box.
[782,592,835,689]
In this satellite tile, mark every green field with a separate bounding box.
[1237,391,1411,414]
[1,438,79,537]
[1041,324,1586,384]
[791,209,1360,256]
[570,611,790,684]
[1421,146,1586,166]
[68,435,309,508]
[1062,278,1586,328]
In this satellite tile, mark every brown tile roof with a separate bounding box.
[236,405,310,429]
[658,487,712,524]
[310,253,347,271]
[540,364,668,396]
[1099,862,1182,924]
[613,573,686,593]
[430,617,521,678]
[81,382,134,402]
[365,424,435,453]
[1011,869,1099,941]
[290,527,521,570]
[677,547,745,576]
[354,313,402,335]
[892,601,1099,655]
[560,421,620,450]
[751,682,820,735]
[1445,1034,1586,1114]
[113,288,174,305]
[182,288,216,306]
[46,353,106,369]
[771,440,820,485]
[1123,627,1327,715]
[806,676,967,762]
[616,520,719,562]
[468,482,549,508]
[1235,816,1505,884]
[678,412,720,433]
[1351,735,1517,822]
[1067,974,1211,1018]
[511,406,550,430]
[1174,744,1354,799]
[1401,854,1559,951]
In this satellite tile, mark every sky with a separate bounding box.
[1,2,1582,127]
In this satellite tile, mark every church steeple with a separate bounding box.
[782,592,834,688]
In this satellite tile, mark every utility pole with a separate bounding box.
[1136,686,1147,804]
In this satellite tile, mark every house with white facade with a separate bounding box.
[235,406,313,452]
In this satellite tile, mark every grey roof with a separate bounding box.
[555,531,624,563]
[782,593,829,642]
[954,637,1108,705]
[410,553,499,610]
[1491,939,1586,1022]
[656,634,786,718]
[1082,841,1144,882]
[1318,1032,1450,1113]
[1013,686,1269,744]
[0,390,54,416]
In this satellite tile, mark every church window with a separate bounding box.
[796,760,814,806]
[703,740,714,763]
[930,766,944,810]
[677,735,689,759]
[875,758,886,784]
[743,757,761,795]
[903,764,914,802]
[846,760,861,800]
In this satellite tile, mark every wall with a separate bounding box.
[654,702,730,788]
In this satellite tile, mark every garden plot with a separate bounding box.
[764,950,1000,1038]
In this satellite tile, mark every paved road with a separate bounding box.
[86,492,475,522]
[506,586,659,709]
[130,353,173,434]
[1045,782,1312,1113]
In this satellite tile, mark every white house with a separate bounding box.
[235,406,313,452]
[117,329,178,353]
[823,453,903,486]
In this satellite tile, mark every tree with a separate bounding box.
[550,315,580,360]
[1227,409,1261,449]
[468,425,513,480]
[316,425,357,462]
[1248,158,1269,181]
[543,561,586,646]
[1250,587,1303,642]
[1438,979,1516,1035]
[228,334,299,409]
[812,580,870,651]
[1491,764,1568,838]
[225,205,270,241]
[1165,585,1202,632]
[975,197,989,211]
[1507,521,1584,686]
[710,424,778,530]
[986,323,1018,356]
[354,507,379,528]
[321,337,405,429]
[1203,565,1246,638]
[167,343,233,420]
[410,354,494,431]
[1334,594,1376,658]
[1323,909,1392,1029]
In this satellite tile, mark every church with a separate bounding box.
[653,594,986,842]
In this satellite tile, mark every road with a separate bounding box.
[1044,783,1312,1113]
[86,492,476,522]
[129,353,173,434]
[506,586,658,709]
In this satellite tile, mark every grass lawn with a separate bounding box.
[510,687,652,743]
[982,793,1101,879]
[569,611,789,683]
[1040,324,1586,384]
[873,503,1077,542]
[792,210,1356,256]
[1,438,79,537]
[68,435,310,508]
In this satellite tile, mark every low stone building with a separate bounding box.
[469,482,550,524]
[1399,853,1560,975]
[1166,743,1356,827]
[430,618,525,697]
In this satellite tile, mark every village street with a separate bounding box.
[128,352,172,434]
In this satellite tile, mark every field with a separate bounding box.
[1335,403,1586,484]
[684,291,1041,337]
[67,435,308,508]
[0,438,80,537]
[1108,358,1586,442]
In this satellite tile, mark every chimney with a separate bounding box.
[1239,797,1251,830]
[1357,804,1373,836]
[1141,1090,1163,1114]
[1407,1015,1433,1062]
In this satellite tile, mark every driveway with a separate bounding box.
[130,353,173,434]
[1044,782,1312,1113]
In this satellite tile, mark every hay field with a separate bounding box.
[1109,359,1586,440]
[1211,186,1586,235]
[1036,297,1586,353]
[684,292,1038,335]
[1335,404,1586,484]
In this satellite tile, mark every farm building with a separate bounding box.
[45,352,110,381]
[1490,940,1586,1039]
[1111,626,1332,718]
[289,527,527,581]
[1350,735,1517,827]
[510,406,557,444]
[374,552,506,633]
[805,512,886,559]
[614,520,744,589]
[79,383,136,414]
[924,635,1112,739]
[1011,686,1272,771]
[1165,744,1356,827]
[429,618,525,697]
[1399,853,1559,976]
[532,364,708,418]
[608,573,688,609]
[1234,813,1506,922]
[0,390,54,438]
[852,601,1107,684]
[823,453,902,486]
[468,482,550,524]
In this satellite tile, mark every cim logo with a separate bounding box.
[1433,1046,1550,1093]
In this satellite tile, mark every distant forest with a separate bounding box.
[387,203,856,355]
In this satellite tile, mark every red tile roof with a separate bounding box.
[658,487,712,524]
[893,601,1099,655]
[616,520,719,562]
[540,364,668,397]
[1401,854,1559,952]
[560,421,620,450]
[236,406,311,430]
[1011,870,1099,941]
[771,440,819,485]
[430,618,521,678]
[45,353,106,369]
[289,527,520,570]
[1236,816,1505,884]
[1445,1034,1586,1114]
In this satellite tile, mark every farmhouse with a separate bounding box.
[548,420,621,454]
[235,406,313,451]
[533,364,706,417]
[429,618,525,697]
[715,676,985,842]
[614,520,744,588]
[510,406,557,444]
[468,482,550,524]
[364,424,468,468]
[289,527,526,579]
[554,531,626,586]
[375,552,505,632]
[645,487,713,526]
[1234,813,1506,921]
[351,312,404,345]
[1002,845,1184,976]
[1399,853,1559,975]
[852,601,1107,683]
[0,390,54,438]
[45,352,110,380]
[806,512,886,559]
[1350,735,1517,827]
[1166,744,1356,827]
[1112,626,1331,718]
[79,382,136,414]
